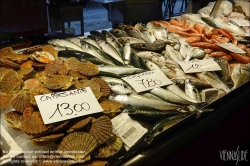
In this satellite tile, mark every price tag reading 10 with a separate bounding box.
[122,70,172,93]
[35,87,103,124]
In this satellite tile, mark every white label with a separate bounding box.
[218,43,246,54]
[178,59,222,73]
[122,70,172,93]
[35,87,103,124]
[229,18,250,27]
[112,113,147,149]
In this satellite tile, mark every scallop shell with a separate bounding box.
[67,116,92,133]
[77,62,99,76]
[57,132,97,162]
[91,77,111,97]
[32,133,64,146]
[88,115,112,145]
[19,45,42,54]
[18,66,34,80]
[23,106,35,119]
[0,93,14,110]
[22,78,42,90]
[94,135,123,158]
[21,112,53,136]
[65,57,80,71]
[11,91,32,113]
[7,53,30,64]
[44,60,68,77]
[30,51,55,63]
[74,80,103,99]
[51,120,70,133]
[4,111,24,130]
[45,75,74,90]
[42,45,58,59]
[99,99,123,117]
[0,68,21,93]
[68,69,87,80]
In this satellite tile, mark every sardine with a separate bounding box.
[214,58,231,83]
[109,93,185,111]
[165,45,184,62]
[48,39,84,51]
[123,25,148,42]
[96,37,125,64]
[185,47,206,61]
[185,78,202,102]
[166,84,203,104]
[151,24,169,41]
[171,76,210,89]
[98,66,144,75]
[196,71,231,93]
[140,27,156,43]
[123,42,131,64]
[150,87,194,105]
[79,37,101,50]
[142,114,188,147]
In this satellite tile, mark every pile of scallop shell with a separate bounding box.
[0,46,124,165]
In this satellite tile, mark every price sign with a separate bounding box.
[35,87,103,124]
[217,43,246,54]
[229,18,250,27]
[178,59,221,73]
[122,70,172,93]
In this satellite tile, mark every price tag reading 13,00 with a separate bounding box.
[35,87,103,124]
[122,70,172,93]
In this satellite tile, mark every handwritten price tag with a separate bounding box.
[122,70,172,93]
[35,87,103,124]
[178,59,221,73]
[217,43,246,54]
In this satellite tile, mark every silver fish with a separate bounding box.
[185,78,202,102]
[141,92,165,101]
[150,87,194,104]
[48,39,84,51]
[196,71,231,93]
[165,45,184,62]
[185,47,206,61]
[123,41,131,64]
[214,58,231,83]
[171,76,210,89]
[96,38,125,64]
[152,24,169,41]
[123,25,148,42]
[98,66,144,75]
[79,36,101,50]
[118,37,146,45]
[145,59,162,71]
[166,84,202,104]
[231,64,250,89]
[109,28,130,38]
[109,93,185,111]
[181,13,207,25]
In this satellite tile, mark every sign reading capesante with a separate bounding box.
[35,87,103,124]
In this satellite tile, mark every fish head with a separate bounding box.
[141,133,153,147]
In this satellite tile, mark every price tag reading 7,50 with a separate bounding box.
[35,87,103,124]
[122,70,172,93]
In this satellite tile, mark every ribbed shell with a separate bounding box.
[22,78,42,90]
[91,77,111,97]
[67,116,92,133]
[4,111,24,130]
[51,120,70,133]
[65,57,80,71]
[57,132,97,161]
[74,80,103,99]
[11,91,32,113]
[88,115,112,145]
[67,69,87,80]
[0,93,14,110]
[0,68,21,93]
[22,106,35,119]
[32,133,64,146]
[42,44,58,58]
[45,75,74,90]
[21,112,53,136]
[94,135,123,158]
[44,60,68,77]
[30,51,55,63]
[18,66,34,80]
[77,62,99,76]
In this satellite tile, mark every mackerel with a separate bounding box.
[109,93,185,111]
[47,39,84,51]
[98,66,144,75]
[185,78,202,102]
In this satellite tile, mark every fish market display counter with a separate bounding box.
[93,0,163,28]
